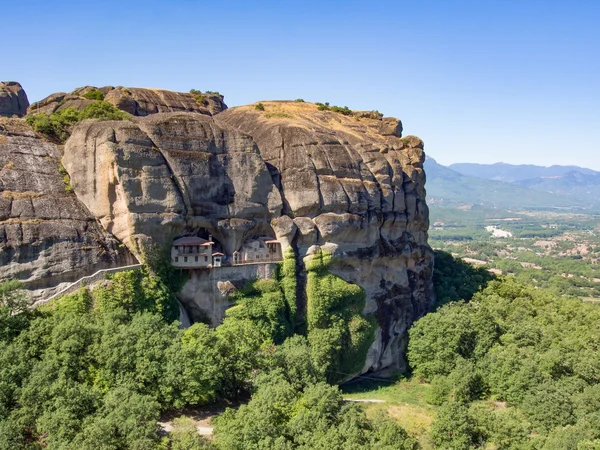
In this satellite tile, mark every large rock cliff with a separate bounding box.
[217,102,434,373]
[60,99,434,374]
[1,84,433,375]
[0,118,133,300]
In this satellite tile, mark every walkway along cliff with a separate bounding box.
[1,84,434,377]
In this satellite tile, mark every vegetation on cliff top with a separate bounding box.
[315,102,353,116]
[82,89,105,101]
[26,101,129,142]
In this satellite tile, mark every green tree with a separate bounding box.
[430,400,480,450]
[83,89,105,100]
[163,323,224,407]
[70,386,161,449]
[433,250,494,306]
[0,279,31,343]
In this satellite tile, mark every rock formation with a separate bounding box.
[1,82,433,375]
[217,102,434,373]
[60,99,434,375]
[0,117,134,300]
[62,112,281,254]
[0,82,29,117]
[28,86,226,117]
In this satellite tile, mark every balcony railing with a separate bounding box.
[232,256,283,265]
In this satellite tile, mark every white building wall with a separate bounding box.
[171,244,212,268]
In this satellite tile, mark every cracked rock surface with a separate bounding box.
[0,82,29,118]
[0,118,134,301]
[61,100,434,375]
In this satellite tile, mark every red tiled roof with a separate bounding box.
[173,237,214,246]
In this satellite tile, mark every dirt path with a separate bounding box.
[158,399,246,438]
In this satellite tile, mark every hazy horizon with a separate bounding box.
[4,0,599,169]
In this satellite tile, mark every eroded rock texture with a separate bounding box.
[217,102,434,374]
[28,86,226,117]
[0,82,29,118]
[62,100,434,374]
[0,118,134,301]
[62,113,281,254]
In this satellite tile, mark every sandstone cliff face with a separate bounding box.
[61,100,434,375]
[28,86,226,117]
[0,82,29,118]
[0,118,134,301]
[62,113,282,254]
[217,102,434,373]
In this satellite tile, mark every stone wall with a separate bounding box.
[177,262,279,325]
[32,263,143,307]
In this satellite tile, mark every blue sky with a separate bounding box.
[4,0,599,169]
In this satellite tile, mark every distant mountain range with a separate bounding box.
[448,162,600,182]
[425,158,600,210]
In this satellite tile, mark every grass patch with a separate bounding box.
[264,112,292,119]
[343,377,433,407]
[2,191,44,200]
[342,377,437,448]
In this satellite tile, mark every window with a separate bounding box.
[195,256,198,262]
[205,256,208,262]
[184,257,188,262]
[175,257,179,262]
[256,255,260,259]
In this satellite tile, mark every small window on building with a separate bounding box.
[205,256,208,262]
[175,257,179,262]
[184,257,188,262]
[195,256,198,262]
[175,246,179,251]
[256,255,260,259]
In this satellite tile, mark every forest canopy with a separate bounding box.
[0,251,397,449]
[408,278,600,449]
